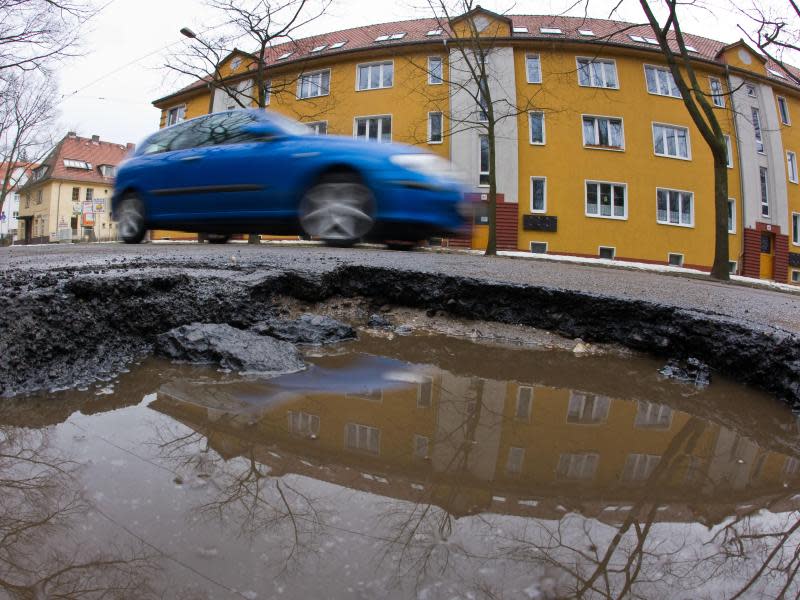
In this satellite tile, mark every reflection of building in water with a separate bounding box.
[152,365,800,525]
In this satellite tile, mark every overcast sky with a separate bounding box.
[55,0,780,146]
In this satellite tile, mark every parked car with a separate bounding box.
[112,109,468,246]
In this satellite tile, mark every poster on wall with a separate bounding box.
[93,199,106,213]
[82,212,94,227]
[82,201,93,215]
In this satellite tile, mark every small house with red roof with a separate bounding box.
[16,132,134,244]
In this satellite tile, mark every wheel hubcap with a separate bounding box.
[300,183,373,241]
[118,203,143,239]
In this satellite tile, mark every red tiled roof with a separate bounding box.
[154,13,800,105]
[22,135,133,189]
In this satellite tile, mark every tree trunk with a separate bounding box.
[710,154,730,280]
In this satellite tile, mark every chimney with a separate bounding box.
[67,131,77,138]
[126,143,135,151]
[91,135,100,142]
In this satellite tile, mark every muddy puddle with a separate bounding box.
[1,331,799,599]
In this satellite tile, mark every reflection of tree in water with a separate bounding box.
[0,425,155,598]
[153,418,325,573]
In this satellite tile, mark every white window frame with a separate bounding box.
[667,252,684,267]
[582,114,625,151]
[525,54,542,84]
[479,134,489,187]
[576,57,619,89]
[728,198,736,234]
[530,176,546,213]
[652,122,691,160]
[709,76,725,107]
[656,187,694,227]
[528,111,545,145]
[515,386,533,421]
[353,114,392,143]
[724,134,734,168]
[760,166,770,217]
[356,60,394,91]
[585,180,627,220]
[778,96,791,125]
[417,376,433,407]
[793,270,800,283]
[306,121,328,135]
[427,111,443,144]
[166,104,186,126]
[344,422,380,455]
[296,69,330,99]
[788,151,798,184]
[644,64,681,98]
[530,241,548,254]
[746,84,757,97]
[567,393,610,423]
[428,56,443,85]
[752,107,764,153]
[792,212,800,246]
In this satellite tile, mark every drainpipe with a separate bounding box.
[55,181,62,243]
[726,64,747,272]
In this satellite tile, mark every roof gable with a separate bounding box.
[716,39,768,74]
[450,5,512,38]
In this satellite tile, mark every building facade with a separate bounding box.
[152,9,800,283]
[16,133,134,244]
[0,162,33,242]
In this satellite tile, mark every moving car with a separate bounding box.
[112,109,468,246]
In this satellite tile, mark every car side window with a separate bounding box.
[169,116,216,151]
[197,112,262,147]
[140,126,184,155]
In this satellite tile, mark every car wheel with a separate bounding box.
[205,233,231,244]
[117,195,147,244]
[299,173,374,246]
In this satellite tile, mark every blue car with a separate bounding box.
[112,109,468,246]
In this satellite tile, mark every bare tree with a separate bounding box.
[737,1,800,85]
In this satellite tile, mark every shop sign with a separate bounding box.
[82,212,94,227]
[82,200,93,214]
[93,200,106,213]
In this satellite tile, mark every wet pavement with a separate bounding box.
[2,331,799,598]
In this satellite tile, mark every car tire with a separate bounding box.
[205,233,231,244]
[299,172,374,247]
[117,195,147,244]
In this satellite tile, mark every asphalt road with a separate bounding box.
[3,241,800,335]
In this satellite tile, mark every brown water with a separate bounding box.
[1,332,799,599]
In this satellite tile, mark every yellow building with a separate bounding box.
[152,8,800,283]
[16,132,134,244]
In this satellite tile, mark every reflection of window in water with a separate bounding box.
[346,387,383,402]
[567,391,610,424]
[634,400,673,429]
[287,411,320,436]
[783,456,799,479]
[506,446,525,474]
[516,386,533,420]
[684,455,704,484]
[729,434,747,462]
[413,434,429,459]
[751,452,767,482]
[417,376,433,408]
[345,422,380,454]
[556,452,599,480]
[621,453,661,482]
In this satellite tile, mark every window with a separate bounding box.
[793,213,800,245]
[577,58,618,88]
[729,261,737,274]
[329,40,347,49]
[778,97,791,125]
[166,105,185,126]
[788,151,798,183]
[644,65,680,98]
[413,435,429,459]
[709,77,725,107]
[346,385,383,402]
[306,121,327,135]
[428,57,443,84]
[585,181,626,219]
[567,391,610,424]
[629,34,646,43]
[71,187,79,202]
[530,177,546,212]
[63,159,91,169]
[529,111,545,144]
[516,386,533,419]
[263,80,271,106]
[656,188,693,226]
[760,166,770,216]
[752,107,764,153]
[355,115,392,143]
[635,401,673,428]
[526,54,541,83]
[621,453,661,482]
[36,190,42,204]
[506,447,525,473]
[99,165,116,177]
[479,135,489,185]
[728,198,736,233]
[653,123,690,159]
[374,35,389,42]
[310,45,327,53]
[746,84,757,97]
[288,411,320,436]
[761,232,772,253]
[793,271,800,283]
[540,27,562,34]
[530,242,547,254]
[389,32,406,40]
[578,30,595,36]
[357,61,393,90]
[345,422,380,454]
[417,377,433,407]
[598,246,615,259]
[426,29,443,36]
[556,452,599,480]
[297,69,330,99]
[724,134,733,168]
[668,253,684,267]
[428,112,443,143]
[513,26,529,34]
[85,188,94,202]
[582,116,623,149]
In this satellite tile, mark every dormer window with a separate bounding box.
[329,40,347,49]
[513,26,529,33]
[32,166,47,181]
[540,27,562,34]
[64,159,92,170]
[578,30,595,36]
[277,51,293,60]
[426,29,443,36]
[310,45,327,53]
[389,32,406,40]
[99,164,117,177]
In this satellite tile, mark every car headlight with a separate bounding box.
[389,154,466,182]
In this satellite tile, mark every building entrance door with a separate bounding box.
[471,201,489,250]
[760,232,774,280]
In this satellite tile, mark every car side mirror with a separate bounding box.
[243,122,282,140]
